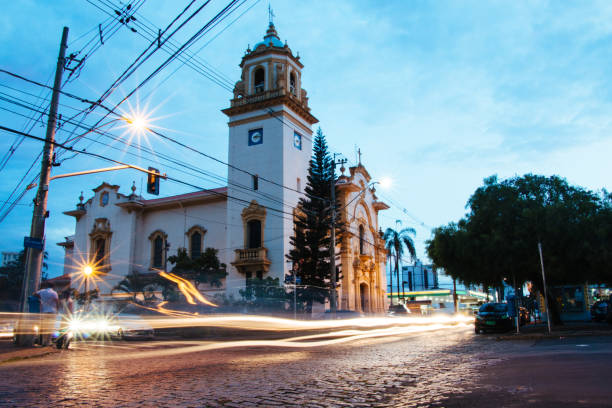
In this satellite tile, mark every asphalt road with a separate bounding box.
[0,326,611,407]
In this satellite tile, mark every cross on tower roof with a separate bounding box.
[268,3,275,25]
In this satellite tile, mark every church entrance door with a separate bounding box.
[360,283,369,313]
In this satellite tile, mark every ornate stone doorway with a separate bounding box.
[360,283,369,312]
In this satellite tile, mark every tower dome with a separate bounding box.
[222,23,317,125]
[253,23,284,49]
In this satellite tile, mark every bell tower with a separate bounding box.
[222,23,318,294]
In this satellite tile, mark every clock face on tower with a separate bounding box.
[293,131,302,150]
[248,128,263,146]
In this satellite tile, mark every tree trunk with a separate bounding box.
[396,257,401,305]
[388,256,393,307]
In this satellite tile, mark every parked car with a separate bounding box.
[387,304,411,316]
[591,300,610,322]
[474,303,513,334]
[109,314,155,340]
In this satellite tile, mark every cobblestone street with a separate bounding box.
[1,326,611,407]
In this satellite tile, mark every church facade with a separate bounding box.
[59,24,389,314]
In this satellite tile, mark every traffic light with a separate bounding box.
[147,167,160,195]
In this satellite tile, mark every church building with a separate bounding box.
[59,23,389,314]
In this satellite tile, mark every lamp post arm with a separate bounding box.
[27,165,167,190]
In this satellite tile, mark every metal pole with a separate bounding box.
[513,275,520,334]
[18,27,68,345]
[538,242,552,334]
[294,273,297,320]
[453,278,458,313]
[329,160,337,315]
[85,275,89,307]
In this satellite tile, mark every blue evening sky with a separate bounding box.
[1,1,612,277]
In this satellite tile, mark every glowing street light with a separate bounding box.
[123,115,149,132]
[379,177,392,190]
[83,265,93,277]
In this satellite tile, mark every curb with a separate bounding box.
[496,331,612,341]
[0,343,62,365]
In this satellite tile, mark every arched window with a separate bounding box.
[89,218,112,272]
[289,72,296,95]
[359,225,365,255]
[153,236,164,268]
[149,230,168,270]
[247,220,262,249]
[190,232,202,259]
[186,225,206,260]
[94,238,106,265]
[254,67,265,93]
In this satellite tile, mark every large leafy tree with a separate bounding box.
[383,227,416,305]
[168,247,227,290]
[426,174,612,323]
[287,128,342,312]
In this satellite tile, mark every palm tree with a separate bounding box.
[112,273,159,304]
[383,226,416,306]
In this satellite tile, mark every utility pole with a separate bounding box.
[17,27,68,345]
[20,27,69,309]
[538,242,552,334]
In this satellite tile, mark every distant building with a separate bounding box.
[388,261,490,313]
[1,251,19,267]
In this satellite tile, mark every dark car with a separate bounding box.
[591,300,610,322]
[474,303,513,334]
[387,304,411,316]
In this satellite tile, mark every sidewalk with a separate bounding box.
[0,339,60,364]
[497,321,612,340]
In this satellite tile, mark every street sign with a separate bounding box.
[284,275,301,285]
[23,236,44,250]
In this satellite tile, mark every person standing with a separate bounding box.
[36,282,59,346]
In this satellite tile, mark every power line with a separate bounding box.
[0,125,303,223]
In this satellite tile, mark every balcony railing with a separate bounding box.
[233,247,271,273]
[230,89,283,108]
[236,247,268,261]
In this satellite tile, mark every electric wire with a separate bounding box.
[0,125,307,224]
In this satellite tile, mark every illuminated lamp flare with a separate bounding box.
[83,265,94,276]
[124,115,149,132]
[379,177,392,189]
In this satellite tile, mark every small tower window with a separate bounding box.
[297,177,301,192]
[254,68,265,93]
[289,72,296,95]
[253,175,259,190]
[359,225,365,255]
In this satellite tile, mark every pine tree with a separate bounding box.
[287,128,342,313]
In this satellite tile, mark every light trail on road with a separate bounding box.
[1,312,473,367]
